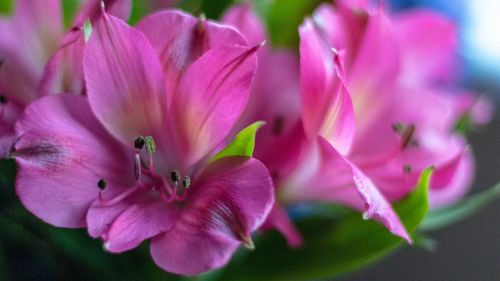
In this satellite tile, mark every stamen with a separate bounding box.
[134,154,142,181]
[403,165,412,174]
[182,176,191,189]
[134,136,145,149]
[401,124,416,149]
[98,186,140,206]
[97,178,107,190]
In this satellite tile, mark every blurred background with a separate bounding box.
[0,0,499,280]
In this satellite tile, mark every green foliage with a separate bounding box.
[266,0,328,48]
[217,168,433,281]
[62,0,80,27]
[211,121,265,162]
[420,181,500,231]
[0,0,14,15]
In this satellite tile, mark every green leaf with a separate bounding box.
[0,158,16,189]
[420,181,500,231]
[0,0,14,15]
[62,0,80,28]
[266,0,328,48]
[129,0,151,25]
[211,121,265,162]
[217,168,433,281]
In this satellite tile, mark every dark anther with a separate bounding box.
[182,176,191,188]
[272,116,284,136]
[403,165,412,174]
[134,136,145,149]
[97,178,107,190]
[0,95,6,105]
[170,170,181,183]
[401,124,416,149]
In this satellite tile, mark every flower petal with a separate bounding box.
[75,0,132,26]
[222,3,266,45]
[0,0,63,104]
[348,8,400,125]
[136,10,246,98]
[39,0,133,97]
[84,11,167,146]
[39,29,86,96]
[14,95,134,227]
[260,205,303,247]
[393,10,457,86]
[170,45,259,167]
[101,198,179,253]
[150,157,274,275]
[299,19,355,154]
[280,138,411,243]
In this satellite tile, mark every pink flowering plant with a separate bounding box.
[0,0,498,280]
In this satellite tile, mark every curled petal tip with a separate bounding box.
[241,234,255,250]
[258,40,267,48]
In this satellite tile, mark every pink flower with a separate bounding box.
[306,2,490,208]
[223,3,410,246]
[0,0,64,155]
[224,2,491,247]
[0,0,132,156]
[13,8,273,275]
[290,2,490,239]
[223,4,305,246]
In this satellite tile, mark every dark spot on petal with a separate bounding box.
[97,178,107,190]
[0,95,6,104]
[11,142,64,170]
[403,165,412,174]
[272,116,284,136]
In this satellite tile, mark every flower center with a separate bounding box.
[96,136,192,206]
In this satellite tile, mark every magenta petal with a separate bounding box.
[222,3,266,45]
[39,29,85,96]
[151,157,274,275]
[283,138,411,242]
[102,198,179,253]
[84,12,167,146]
[317,138,411,243]
[261,205,303,247]
[14,95,134,227]
[299,19,355,154]
[393,10,456,85]
[75,0,132,26]
[0,0,63,104]
[348,9,400,117]
[430,150,474,208]
[171,45,259,166]
[136,10,246,97]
